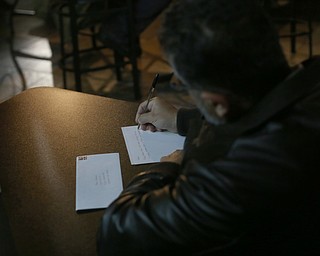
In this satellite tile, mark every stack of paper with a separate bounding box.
[121,125,185,165]
[75,153,123,211]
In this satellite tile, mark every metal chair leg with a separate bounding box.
[8,0,27,90]
[69,0,82,92]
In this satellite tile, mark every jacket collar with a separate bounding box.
[228,59,320,134]
[200,59,320,162]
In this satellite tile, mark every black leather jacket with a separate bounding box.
[98,60,320,256]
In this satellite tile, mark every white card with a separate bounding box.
[121,125,185,165]
[76,153,123,211]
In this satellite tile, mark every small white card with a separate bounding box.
[76,153,123,211]
[121,125,185,165]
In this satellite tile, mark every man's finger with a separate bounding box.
[137,112,155,125]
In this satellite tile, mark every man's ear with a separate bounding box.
[201,91,229,118]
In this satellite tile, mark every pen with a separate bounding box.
[138,73,160,130]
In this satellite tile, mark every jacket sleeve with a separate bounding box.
[97,159,246,256]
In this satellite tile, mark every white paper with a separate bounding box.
[121,125,185,165]
[76,153,123,211]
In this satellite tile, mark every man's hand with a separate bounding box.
[160,150,184,165]
[135,97,178,132]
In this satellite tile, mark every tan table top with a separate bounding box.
[0,87,146,255]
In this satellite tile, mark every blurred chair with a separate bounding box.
[1,0,53,90]
[55,0,141,99]
[265,0,313,58]
[0,0,26,90]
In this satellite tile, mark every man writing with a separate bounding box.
[98,0,320,255]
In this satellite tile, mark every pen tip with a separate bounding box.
[152,74,160,88]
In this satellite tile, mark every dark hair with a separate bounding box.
[159,0,291,103]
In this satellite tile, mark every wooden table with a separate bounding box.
[0,87,145,255]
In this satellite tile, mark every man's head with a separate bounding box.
[159,0,291,123]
